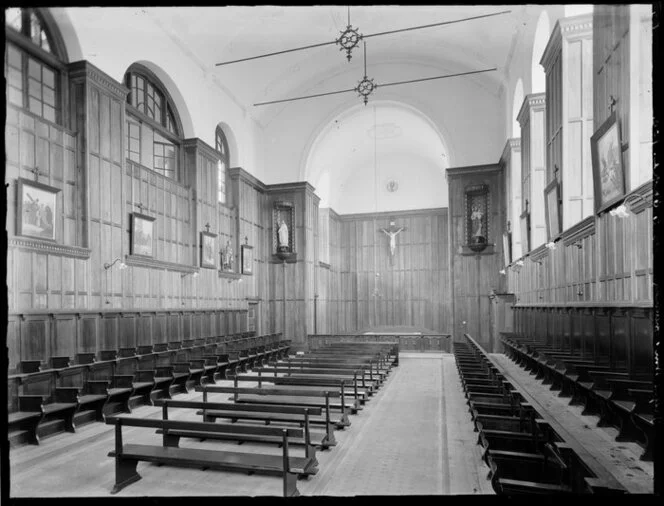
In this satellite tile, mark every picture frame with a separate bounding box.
[17,178,60,241]
[590,112,626,214]
[544,179,561,240]
[131,212,155,257]
[200,231,217,269]
[519,211,530,254]
[241,244,254,275]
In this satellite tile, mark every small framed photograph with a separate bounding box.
[591,112,626,214]
[17,178,60,241]
[519,211,530,254]
[131,212,155,257]
[544,179,561,240]
[241,244,253,275]
[200,231,217,269]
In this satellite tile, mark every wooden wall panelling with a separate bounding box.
[610,308,629,369]
[581,307,595,359]
[21,315,49,365]
[594,307,611,362]
[138,314,153,345]
[79,315,97,354]
[571,308,583,354]
[100,313,119,351]
[52,314,77,359]
[120,313,137,348]
[630,308,653,376]
[7,316,21,374]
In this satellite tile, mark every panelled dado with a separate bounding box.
[7,308,248,375]
[512,303,653,377]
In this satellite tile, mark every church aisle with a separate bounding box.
[299,353,493,496]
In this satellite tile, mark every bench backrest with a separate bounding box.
[158,398,322,416]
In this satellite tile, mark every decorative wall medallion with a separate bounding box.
[386,180,399,192]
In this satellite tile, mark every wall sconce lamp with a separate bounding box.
[181,271,199,279]
[609,193,648,218]
[545,241,557,250]
[515,260,524,268]
[534,259,543,266]
[104,258,127,270]
[573,241,583,249]
[499,269,506,275]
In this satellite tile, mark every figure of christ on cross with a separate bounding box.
[379,222,405,259]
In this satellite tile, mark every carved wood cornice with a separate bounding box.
[339,207,448,221]
[446,163,502,178]
[500,138,521,165]
[517,93,546,126]
[9,307,248,318]
[9,237,91,259]
[626,181,653,214]
[562,215,595,246]
[68,60,130,99]
[267,181,316,194]
[228,167,267,192]
[542,14,593,73]
[182,137,218,162]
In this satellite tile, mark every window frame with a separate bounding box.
[5,8,67,126]
[215,126,230,205]
[124,64,184,181]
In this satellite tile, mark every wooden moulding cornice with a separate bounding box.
[562,215,595,246]
[626,180,653,213]
[500,138,521,165]
[124,254,199,274]
[517,93,546,126]
[67,60,130,100]
[514,302,654,310]
[9,237,91,259]
[228,167,268,193]
[446,163,501,179]
[339,207,448,221]
[182,137,218,162]
[541,14,593,71]
[266,181,316,195]
[529,244,549,262]
[9,307,247,318]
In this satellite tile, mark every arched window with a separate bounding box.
[215,126,229,204]
[124,64,182,180]
[5,7,65,124]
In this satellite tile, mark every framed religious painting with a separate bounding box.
[200,231,217,269]
[17,178,60,242]
[241,244,253,275]
[590,112,626,214]
[131,212,155,257]
[544,179,561,240]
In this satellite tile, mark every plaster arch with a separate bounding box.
[215,122,240,168]
[531,11,551,94]
[301,98,454,184]
[511,78,524,137]
[131,60,196,139]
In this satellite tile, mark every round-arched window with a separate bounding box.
[215,126,230,204]
[124,64,183,180]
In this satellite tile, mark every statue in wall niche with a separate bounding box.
[222,240,234,271]
[278,220,290,251]
[467,189,489,253]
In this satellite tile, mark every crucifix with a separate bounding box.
[29,166,43,182]
[379,221,406,265]
[204,223,211,233]
[136,203,145,212]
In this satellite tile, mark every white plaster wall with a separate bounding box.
[261,60,506,186]
[61,7,262,174]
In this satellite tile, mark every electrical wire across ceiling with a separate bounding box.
[215,7,511,66]
[253,41,498,107]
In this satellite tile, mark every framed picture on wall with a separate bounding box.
[241,244,253,275]
[502,232,511,267]
[17,178,60,241]
[131,212,155,257]
[200,231,217,269]
[590,112,626,214]
[544,179,561,240]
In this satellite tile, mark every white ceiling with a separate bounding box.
[139,5,530,120]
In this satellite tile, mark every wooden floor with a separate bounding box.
[9,352,654,497]
[8,353,493,497]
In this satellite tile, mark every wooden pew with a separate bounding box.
[252,366,375,398]
[106,416,305,496]
[235,374,362,413]
[197,384,351,428]
[153,397,334,450]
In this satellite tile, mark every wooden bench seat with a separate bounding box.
[106,417,305,496]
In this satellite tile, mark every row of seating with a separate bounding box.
[501,334,654,461]
[8,333,291,447]
[107,340,399,496]
[454,334,626,495]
